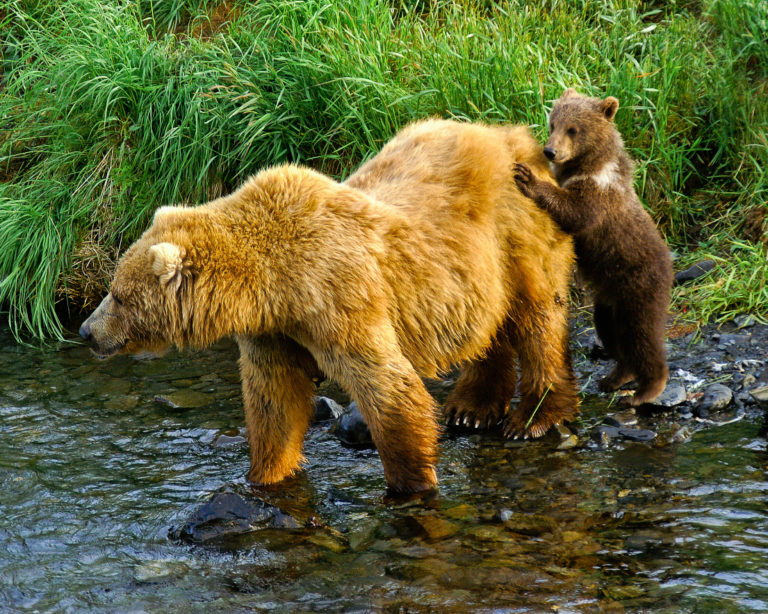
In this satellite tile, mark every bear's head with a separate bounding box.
[79,215,195,359]
[543,88,620,166]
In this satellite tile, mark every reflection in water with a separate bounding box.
[0,330,766,612]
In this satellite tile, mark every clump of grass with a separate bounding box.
[1,0,766,341]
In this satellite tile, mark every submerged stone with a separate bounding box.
[154,390,213,410]
[604,409,638,427]
[170,492,301,543]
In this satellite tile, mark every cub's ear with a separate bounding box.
[561,88,579,99]
[600,96,620,122]
[148,242,188,294]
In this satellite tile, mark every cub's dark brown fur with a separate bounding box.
[514,88,673,405]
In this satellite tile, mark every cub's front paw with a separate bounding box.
[513,163,537,199]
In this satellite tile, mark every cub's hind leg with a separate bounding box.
[444,328,517,430]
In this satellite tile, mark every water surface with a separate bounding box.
[0,329,766,612]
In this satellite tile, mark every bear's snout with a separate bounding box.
[543,147,556,161]
[79,321,92,342]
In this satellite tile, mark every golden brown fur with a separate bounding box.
[515,90,674,405]
[80,119,578,493]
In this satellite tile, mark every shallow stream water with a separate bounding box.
[1,328,766,612]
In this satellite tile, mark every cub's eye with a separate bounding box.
[549,122,554,131]
[112,293,123,306]
[567,127,578,136]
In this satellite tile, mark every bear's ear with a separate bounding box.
[600,96,620,122]
[561,88,579,99]
[148,242,188,294]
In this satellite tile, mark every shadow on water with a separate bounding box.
[0,328,766,612]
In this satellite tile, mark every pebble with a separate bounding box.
[734,314,757,329]
[695,384,733,418]
[647,382,686,408]
[673,259,715,285]
[332,402,374,448]
[313,396,344,422]
[551,423,579,449]
[749,385,768,408]
[592,425,620,446]
[604,409,638,427]
[154,390,213,409]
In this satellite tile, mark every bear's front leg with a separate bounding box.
[314,334,439,493]
[237,335,316,485]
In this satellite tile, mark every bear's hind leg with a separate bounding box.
[617,304,669,406]
[444,329,516,429]
[237,335,317,485]
[503,311,579,439]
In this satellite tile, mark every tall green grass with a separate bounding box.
[1,0,766,340]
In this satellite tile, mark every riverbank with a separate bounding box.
[1,0,766,340]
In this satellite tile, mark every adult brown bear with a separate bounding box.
[80,119,578,493]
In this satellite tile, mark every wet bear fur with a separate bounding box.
[80,119,578,494]
[515,89,673,405]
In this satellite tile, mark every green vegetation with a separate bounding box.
[1,0,766,340]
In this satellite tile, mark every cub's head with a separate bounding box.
[543,88,620,166]
[79,211,195,358]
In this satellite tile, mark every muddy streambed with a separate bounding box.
[1,321,767,612]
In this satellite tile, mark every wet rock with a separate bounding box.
[749,385,768,408]
[312,396,344,422]
[549,423,579,449]
[411,515,460,541]
[501,513,558,537]
[673,259,715,285]
[695,384,733,418]
[154,390,213,410]
[667,425,693,444]
[604,408,638,428]
[716,333,751,349]
[170,492,301,543]
[495,509,514,523]
[591,425,621,446]
[734,314,757,329]
[332,402,374,448]
[618,428,656,442]
[646,381,686,408]
[134,560,189,583]
[212,433,246,447]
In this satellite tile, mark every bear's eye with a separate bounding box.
[567,127,578,136]
[549,122,554,131]
[112,293,123,306]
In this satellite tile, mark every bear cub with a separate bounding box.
[514,88,673,405]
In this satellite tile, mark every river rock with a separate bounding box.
[750,385,768,408]
[734,314,757,329]
[332,402,374,448]
[591,424,621,446]
[212,433,246,447]
[618,428,656,442]
[695,384,733,418]
[171,492,301,543]
[549,423,579,449]
[134,560,189,583]
[673,259,715,285]
[313,396,344,422]
[154,390,213,409]
[604,409,638,427]
[647,381,686,408]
